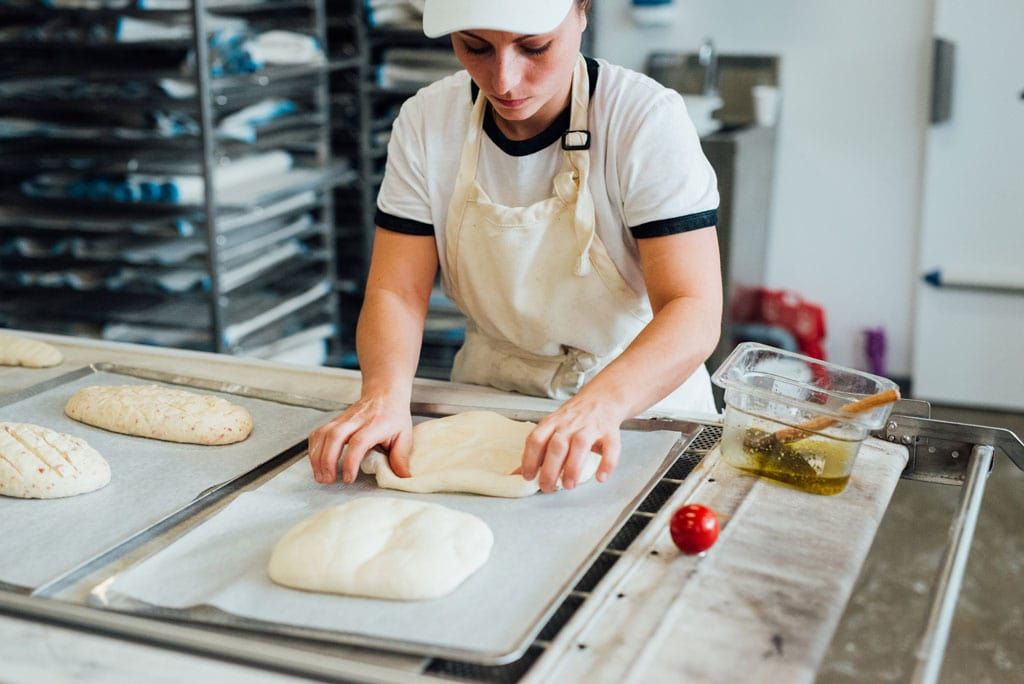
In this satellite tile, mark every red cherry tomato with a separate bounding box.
[669,504,720,555]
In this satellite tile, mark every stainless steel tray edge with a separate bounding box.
[90,362,347,411]
[32,444,308,600]
[1,363,348,413]
[0,364,97,410]
[0,590,435,684]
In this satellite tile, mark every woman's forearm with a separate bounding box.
[574,295,720,419]
[355,287,429,404]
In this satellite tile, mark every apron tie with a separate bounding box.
[555,347,600,396]
[572,174,596,277]
[554,169,595,277]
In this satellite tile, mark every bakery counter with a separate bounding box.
[0,331,910,683]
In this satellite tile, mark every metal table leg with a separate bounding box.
[911,445,994,684]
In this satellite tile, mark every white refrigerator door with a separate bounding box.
[913,0,1024,410]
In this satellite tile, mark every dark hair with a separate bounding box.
[577,0,592,12]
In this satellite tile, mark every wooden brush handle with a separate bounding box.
[771,388,901,444]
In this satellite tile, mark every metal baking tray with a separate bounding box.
[0,363,338,592]
[87,405,702,665]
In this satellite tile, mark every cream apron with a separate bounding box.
[442,56,715,415]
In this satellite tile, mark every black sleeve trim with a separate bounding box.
[375,209,434,236]
[630,209,718,239]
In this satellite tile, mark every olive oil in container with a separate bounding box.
[720,416,859,495]
[711,343,900,496]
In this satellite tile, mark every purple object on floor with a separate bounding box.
[864,327,886,376]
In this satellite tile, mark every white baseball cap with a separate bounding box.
[422,0,575,38]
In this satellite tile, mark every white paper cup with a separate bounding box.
[751,85,781,127]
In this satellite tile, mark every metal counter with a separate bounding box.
[0,331,958,683]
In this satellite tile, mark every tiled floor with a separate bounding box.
[820,405,1024,683]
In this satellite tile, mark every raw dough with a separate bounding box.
[268,497,493,600]
[360,410,601,498]
[0,422,110,499]
[0,334,62,368]
[64,384,253,445]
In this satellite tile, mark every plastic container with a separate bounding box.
[711,342,899,495]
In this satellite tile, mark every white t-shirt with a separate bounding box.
[375,57,719,296]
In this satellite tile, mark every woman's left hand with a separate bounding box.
[520,395,626,492]
[516,228,722,492]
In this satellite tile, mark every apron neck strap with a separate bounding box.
[561,55,592,156]
[452,56,597,277]
[563,55,596,276]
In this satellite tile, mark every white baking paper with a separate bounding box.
[94,428,683,662]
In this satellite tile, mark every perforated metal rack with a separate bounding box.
[422,424,721,682]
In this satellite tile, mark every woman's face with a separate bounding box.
[451,8,586,124]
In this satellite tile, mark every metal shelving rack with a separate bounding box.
[324,0,370,361]
[0,0,353,362]
[325,0,465,377]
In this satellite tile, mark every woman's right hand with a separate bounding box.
[308,395,414,484]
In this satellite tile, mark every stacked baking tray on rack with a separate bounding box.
[0,0,356,362]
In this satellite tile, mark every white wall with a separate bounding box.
[911,0,1024,410]
[593,0,934,375]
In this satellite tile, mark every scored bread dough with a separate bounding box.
[360,410,601,498]
[64,384,253,445]
[268,497,493,600]
[0,422,110,499]
[0,334,62,368]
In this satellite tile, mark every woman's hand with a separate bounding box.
[308,395,413,485]
[520,395,627,492]
[516,227,722,493]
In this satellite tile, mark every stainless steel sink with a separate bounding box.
[646,52,780,128]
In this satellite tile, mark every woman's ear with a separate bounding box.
[576,3,589,33]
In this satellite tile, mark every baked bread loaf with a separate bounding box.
[0,422,110,499]
[64,384,253,445]
[0,334,62,368]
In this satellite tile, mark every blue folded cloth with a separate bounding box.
[218,98,298,142]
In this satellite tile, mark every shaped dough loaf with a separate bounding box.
[65,384,253,445]
[360,410,600,498]
[0,334,62,368]
[268,497,493,600]
[0,422,110,499]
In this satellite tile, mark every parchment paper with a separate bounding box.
[0,368,333,589]
[93,428,683,663]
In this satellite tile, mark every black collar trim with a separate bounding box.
[469,56,599,158]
